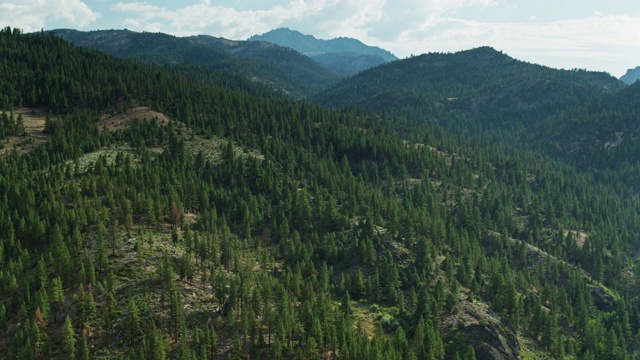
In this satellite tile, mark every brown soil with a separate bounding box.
[0,108,49,156]
[564,229,588,248]
[97,106,170,133]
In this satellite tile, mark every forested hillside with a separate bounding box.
[533,81,640,191]
[51,29,339,98]
[313,47,624,144]
[2,26,640,360]
[312,46,640,200]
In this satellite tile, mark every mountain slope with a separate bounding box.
[534,81,640,186]
[50,28,338,98]
[313,47,624,143]
[249,28,397,76]
[620,66,640,85]
[187,34,339,90]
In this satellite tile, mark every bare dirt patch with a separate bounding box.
[564,229,588,248]
[0,108,49,156]
[97,106,170,133]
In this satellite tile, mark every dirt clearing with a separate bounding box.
[0,108,49,156]
[97,106,170,133]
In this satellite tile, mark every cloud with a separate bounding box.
[110,0,496,40]
[383,13,640,75]
[112,0,298,39]
[0,0,99,31]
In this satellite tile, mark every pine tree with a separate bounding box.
[341,291,353,319]
[464,345,476,360]
[124,297,141,343]
[203,324,218,360]
[49,276,64,323]
[0,304,6,336]
[62,315,76,359]
[147,322,168,360]
[170,288,187,340]
[109,219,119,256]
[78,330,89,360]
[102,291,117,335]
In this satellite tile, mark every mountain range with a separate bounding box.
[51,28,340,98]
[2,25,640,360]
[249,28,398,77]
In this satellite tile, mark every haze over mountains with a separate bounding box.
[3,25,640,359]
[249,28,398,77]
[51,28,340,98]
[621,66,640,85]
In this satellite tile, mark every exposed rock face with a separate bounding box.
[442,296,521,360]
[591,286,615,312]
[462,320,520,360]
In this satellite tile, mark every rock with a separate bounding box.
[591,286,615,312]
[441,296,521,360]
[462,320,520,360]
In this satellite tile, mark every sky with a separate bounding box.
[1,0,639,77]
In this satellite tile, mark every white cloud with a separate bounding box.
[109,0,497,40]
[112,0,301,38]
[381,13,640,76]
[0,0,99,31]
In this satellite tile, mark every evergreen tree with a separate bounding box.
[124,297,141,343]
[78,330,89,360]
[62,315,76,359]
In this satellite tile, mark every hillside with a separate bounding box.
[50,29,339,98]
[313,47,624,144]
[532,81,640,191]
[187,34,339,89]
[2,26,640,360]
[249,28,397,77]
[311,46,640,195]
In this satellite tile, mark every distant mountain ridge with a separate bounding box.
[249,28,397,77]
[49,28,339,98]
[620,66,640,85]
[314,46,622,108]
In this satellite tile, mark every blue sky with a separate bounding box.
[1,0,638,77]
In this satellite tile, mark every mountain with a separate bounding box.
[50,28,339,98]
[313,47,624,144]
[620,66,640,85]
[249,28,397,77]
[312,46,640,189]
[4,26,640,360]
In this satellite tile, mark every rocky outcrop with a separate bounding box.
[462,320,520,360]
[442,296,521,360]
[591,285,615,312]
